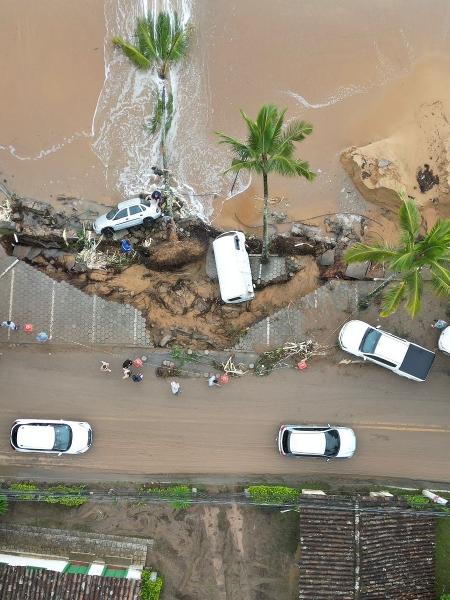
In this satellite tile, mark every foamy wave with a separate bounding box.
[285,84,369,110]
[0,131,92,161]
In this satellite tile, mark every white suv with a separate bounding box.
[93,198,162,236]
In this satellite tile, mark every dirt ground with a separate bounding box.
[5,500,299,600]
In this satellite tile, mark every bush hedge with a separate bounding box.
[42,485,88,507]
[247,485,299,504]
[141,485,191,499]
[8,483,38,501]
[141,569,163,600]
[404,495,431,509]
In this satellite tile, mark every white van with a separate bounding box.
[213,231,255,304]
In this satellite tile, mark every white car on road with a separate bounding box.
[10,419,92,455]
[93,198,162,236]
[339,320,435,382]
[278,424,356,459]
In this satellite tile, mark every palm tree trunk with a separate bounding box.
[262,171,269,263]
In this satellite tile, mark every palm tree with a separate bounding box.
[344,192,450,317]
[113,11,191,215]
[216,104,315,262]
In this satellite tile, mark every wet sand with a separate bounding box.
[2,0,450,227]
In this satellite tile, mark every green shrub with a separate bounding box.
[41,485,88,507]
[247,485,299,504]
[440,595,450,600]
[141,485,191,499]
[0,495,8,515]
[169,499,191,510]
[9,482,38,501]
[141,569,163,600]
[404,494,431,509]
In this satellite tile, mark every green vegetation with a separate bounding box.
[247,485,299,504]
[0,495,8,515]
[217,104,315,262]
[141,569,163,600]
[140,484,192,509]
[345,192,450,317]
[436,519,450,598]
[170,346,200,367]
[9,482,38,501]
[404,494,432,509]
[42,485,88,507]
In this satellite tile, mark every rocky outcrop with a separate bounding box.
[341,101,450,217]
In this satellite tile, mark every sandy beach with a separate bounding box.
[2,0,450,231]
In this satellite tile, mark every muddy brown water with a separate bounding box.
[2,0,450,227]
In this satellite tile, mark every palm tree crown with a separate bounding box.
[344,193,450,317]
[217,104,315,261]
[113,11,190,79]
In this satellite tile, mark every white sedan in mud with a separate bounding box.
[10,419,92,455]
[278,425,356,459]
[93,197,162,236]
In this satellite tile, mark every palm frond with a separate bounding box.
[223,159,261,175]
[389,250,418,272]
[344,243,397,265]
[423,218,450,248]
[379,281,406,317]
[112,37,151,69]
[404,269,423,318]
[280,120,313,145]
[430,260,450,296]
[398,194,420,243]
[136,18,158,62]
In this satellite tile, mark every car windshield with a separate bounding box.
[360,328,382,353]
[52,425,72,452]
[105,208,118,219]
[324,430,340,456]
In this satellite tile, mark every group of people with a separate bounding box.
[100,358,223,395]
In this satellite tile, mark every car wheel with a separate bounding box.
[143,217,154,228]
[101,227,114,237]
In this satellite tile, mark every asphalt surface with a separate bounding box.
[0,347,449,484]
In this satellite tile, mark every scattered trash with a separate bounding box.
[100,361,111,373]
[121,239,133,253]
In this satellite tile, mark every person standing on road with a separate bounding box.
[122,368,132,379]
[122,359,133,369]
[170,381,181,395]
[100,361,111,373]
[208,375,221,388]
[1,320,19,331]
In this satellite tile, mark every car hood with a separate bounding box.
[438,327,450,354]
[93,214,109,232]
[68,423,92,453]
[339,320,371,354]
[336,428,356,458]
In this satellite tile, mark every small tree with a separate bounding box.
[344,192,450,317]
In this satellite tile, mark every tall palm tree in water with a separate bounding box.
[217,104,315,262]
[113,11,191,215]
[344,192,450,317]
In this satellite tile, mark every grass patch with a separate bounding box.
[42,485,88,507]
[247,485,299,504]
[436,517,450,597]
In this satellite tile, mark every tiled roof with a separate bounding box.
[0,565,141,600]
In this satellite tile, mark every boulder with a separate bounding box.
[58,254,76,271]
[12,245,32,260]
[72,261,87,274]
[345,261,369,280]
[291,223,335,245]
[318,249,335,267]
[159,333,174,348]
[0,220,16,233]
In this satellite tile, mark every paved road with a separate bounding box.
[0,347,449,484]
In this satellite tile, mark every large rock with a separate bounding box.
[291,223,335,245]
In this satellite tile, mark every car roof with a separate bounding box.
[289,431,326,455]
[16,424,55,450]
[117,198,144,209]
[375,333,408,363]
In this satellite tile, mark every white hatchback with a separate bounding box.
[10,419,92,455]
[278,424,356,459]
[93,198,162,236]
